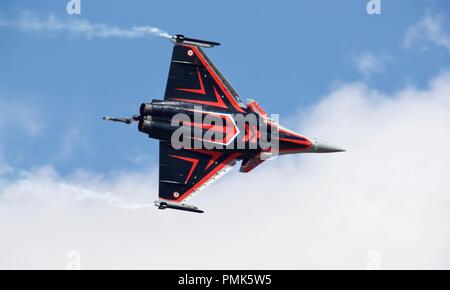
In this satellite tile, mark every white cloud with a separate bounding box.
[1,71,450,269]
[353,52,389,78]
[0,146,13,176]
[404,11,450,52]
[0,99,44,137]
[59,127,90,159]
[0,96,44,175]
[0,11,171,40]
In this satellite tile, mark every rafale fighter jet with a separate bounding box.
[104,35,344,213]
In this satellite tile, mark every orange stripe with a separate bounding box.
[191,46,245,113]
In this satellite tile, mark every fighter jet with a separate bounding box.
[104,34,344,213]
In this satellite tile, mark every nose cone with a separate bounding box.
[312,138,345,153]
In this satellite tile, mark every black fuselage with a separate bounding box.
[137,100,314,160]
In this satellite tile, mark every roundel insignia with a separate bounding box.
[187,49,194,57]
[173,192,180,198]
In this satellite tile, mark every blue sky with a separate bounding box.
[0,0,449,174]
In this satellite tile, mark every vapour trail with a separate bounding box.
[0,11,171,40]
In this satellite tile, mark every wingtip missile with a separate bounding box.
[155,200,204,213]
[170,34,221,48]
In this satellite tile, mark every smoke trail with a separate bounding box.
[0,11,171,40]
[63,184,153,210]
[0,166,155,210]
